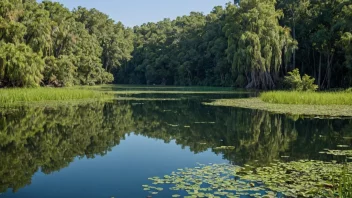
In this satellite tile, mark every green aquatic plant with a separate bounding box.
[143,163,276,197]
[205,98,352,117]
[321,150,352,157]
[143,161,352,197]
[239,160,352,197]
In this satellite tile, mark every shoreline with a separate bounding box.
[204,98,352,118]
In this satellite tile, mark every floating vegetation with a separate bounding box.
[204,98,352,117]
[115,97,181,101]
[213,146,235,150]
[280,156,290,158]
[143,163,274,197]
[143,161,352,198]
[320,149,352,156]
[337,145,350,148]
[142,185,163,195]
[239,160,352,197]
[194,122,216,124]
[167,123,179,127]
[184,126,191,128]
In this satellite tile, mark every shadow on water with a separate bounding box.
[0,91,351,196]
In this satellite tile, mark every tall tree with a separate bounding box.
[74,7,134,74]
[224,0,296,89]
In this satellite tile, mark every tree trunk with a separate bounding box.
[318,52,322,88]
[313,50,316,80]
[327,53,334,89]
[292,23,296,70]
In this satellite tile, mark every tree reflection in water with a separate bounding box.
[0,99,351,193]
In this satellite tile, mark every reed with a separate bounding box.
[0,87,110,106]
[338,164,352,198]
[260,91,352,105]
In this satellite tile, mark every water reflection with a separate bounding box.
[0,102,133,193]
[0,98,351,194]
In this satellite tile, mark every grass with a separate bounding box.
[205,90,352,117]
[261,91,352,105]
[0,87,112,106]
[205,98,352,117]
[0,85,250,107]
[339,164,352,197]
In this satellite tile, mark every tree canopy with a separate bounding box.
[0,0,133,87]
[0,0,351,89]
[118,0,352,89]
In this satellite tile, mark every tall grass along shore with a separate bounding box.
[261,91,352,105]
[205,90,352,117]
[0,87,110,106]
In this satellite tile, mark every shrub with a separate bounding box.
[284,68,318,91]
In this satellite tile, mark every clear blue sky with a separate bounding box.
[40,0,230,27]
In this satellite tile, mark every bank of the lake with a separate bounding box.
[0,87,112,106]
[205,96,352,117]
[261,91,352,105]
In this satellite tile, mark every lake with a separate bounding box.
[0,87,351,198]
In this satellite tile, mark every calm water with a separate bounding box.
[0,89,351,197]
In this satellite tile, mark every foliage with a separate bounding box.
[284,68,318,91]
[224,0,296,89]
[0,43,44,87]
[1,0,352,89]
[0,0,133,87]
[118,0,352,89]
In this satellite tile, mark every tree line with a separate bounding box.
[118,0,352,89]
[0,0,351,89]
[0,0,133,87]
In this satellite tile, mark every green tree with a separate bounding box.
[0,43,44,87]
[74,7,134,74]
[224,0,296,89]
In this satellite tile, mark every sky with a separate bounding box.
[41,0,230,27]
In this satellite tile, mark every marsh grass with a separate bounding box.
[261,91,352,105]
[0,87,111,106]
[205,98,352,117]
[339,164,352,197]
